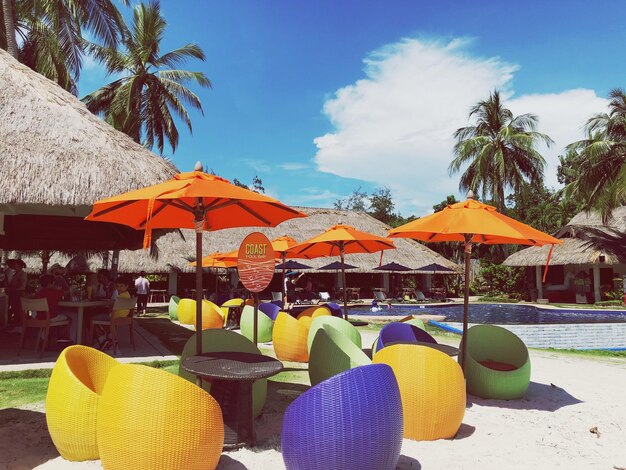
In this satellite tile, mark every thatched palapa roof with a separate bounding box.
[503,207,626,266]
[21,207,460,274]
[0,49,176,216]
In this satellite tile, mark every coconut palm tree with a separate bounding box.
[566,88,626,222]
[449,90,553,211]
[0,0,127,93]
[82,0,210,154]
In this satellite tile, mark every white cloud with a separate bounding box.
[314,37,608,215]
[289,188,340,205]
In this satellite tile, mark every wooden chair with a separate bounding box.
[89,296,137,354]
[19,298,70,356]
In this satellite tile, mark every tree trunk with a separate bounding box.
[2,0,18,59]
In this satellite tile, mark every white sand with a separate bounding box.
[2,333,626,470]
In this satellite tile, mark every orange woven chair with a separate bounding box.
[46,345,119,461]
[199,300,225,329]
[373,344,465,441]
[296,305,331,319]
[97,364,224,470]
[273,312,310,362]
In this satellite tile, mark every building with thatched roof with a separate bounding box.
[0,49,176,251]
[20,207,460,297]
[504,207,626,303]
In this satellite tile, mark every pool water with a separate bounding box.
[350,303,626,324]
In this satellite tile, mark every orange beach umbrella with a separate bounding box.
[189,252,238,300]
[270,236,299,306]
[86,163,306,358]
[388,194,562,371]
[287,224,396,319]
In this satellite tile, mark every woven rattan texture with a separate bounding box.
[307,315,362,352]
[97,364,224,470]
[272,312,310,362]
[168,296,180,320]
[461,324,531,399]
[178,329,268,417]
[373,344,466,441]
[240,305,274,343]
[308,324,371,386]
[282,364,403,470]
[46,345,119,461]
[183,351,282,381]
[296,305,332,319]
[376,322,437,352]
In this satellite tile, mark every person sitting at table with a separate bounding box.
[48,263,70,297]
[92,277,132,351]
[93,269,113,300]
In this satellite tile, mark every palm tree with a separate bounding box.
[566,88,626,222]
[449,90,552,211]
[1,0,127,93]
[83,0,210,154]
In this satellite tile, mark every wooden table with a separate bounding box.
[58,300,111,345]
[182,351,283,449]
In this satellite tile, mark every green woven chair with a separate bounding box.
[309,324,371,386]
[240,305,274,343]
[403,318,425,330]
[307,316,362,353]
[460,324,531,400]
[179,329,267,418]
[168,296,180,321]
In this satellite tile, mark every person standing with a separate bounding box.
[135,271,150,315]
[7,259,27,333]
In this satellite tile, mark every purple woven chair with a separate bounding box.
[375,322,437,352]
[281,364,403,470]
[259,302,281,321]
[324,302,343,318]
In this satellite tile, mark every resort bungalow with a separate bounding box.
[504,207,626,304]
[18,207,459,299]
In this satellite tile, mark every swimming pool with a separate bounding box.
[350,303,626,324]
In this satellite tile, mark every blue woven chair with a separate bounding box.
[375,322,437,352]
[258,302,281,321]
[282,364,403,470]
[324,302,343,318]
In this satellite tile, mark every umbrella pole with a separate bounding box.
[214,268,218,301]
[281,253,286,309]
[340,245,348,321]
[194,202,204,386]
[461,235,472,374]
[253,292,258,345]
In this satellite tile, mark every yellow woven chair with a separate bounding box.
[273,312,310,362]
[97,364,224,470]
[373,344,465,441]
[46,345,119,461]
[296,305,331,319]
[177,298,196,325]
[199,300,224,329]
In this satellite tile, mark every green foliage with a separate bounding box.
[334,186,416,227]
[232,176,265,193]
[472,262,526,298]
[449,90,552,211]
[82,0,211,154]
[433,195,458,212]
[334,187,368,212]
[565,88,626,221]
[594,299,624,307]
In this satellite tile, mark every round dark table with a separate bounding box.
[385,341,460,356]
[182,351,283,449]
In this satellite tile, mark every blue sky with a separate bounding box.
[79,0,626,215]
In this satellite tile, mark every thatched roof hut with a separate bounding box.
[0,49,177,250]
[504,207,626,267]
[0,49,176,215]
[21,207,460,274]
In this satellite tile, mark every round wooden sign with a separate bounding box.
[237,232,276,293]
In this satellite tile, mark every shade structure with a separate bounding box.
[415,263,457,274]
[318,261,358,271]
[86,164,306,361]
[374,262,412,272]
[188,252,238,303]
[275,260,311,270]
[388,195,562,372]
[287,224,396,319]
